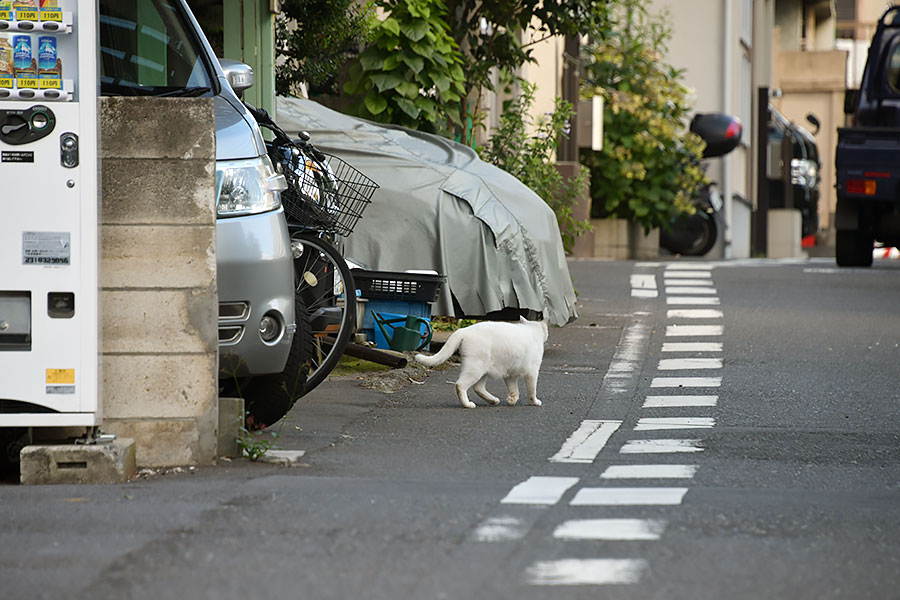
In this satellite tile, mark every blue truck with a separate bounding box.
[836,6,900,266]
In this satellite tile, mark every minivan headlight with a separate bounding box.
[216,156,287,217]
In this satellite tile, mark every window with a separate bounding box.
[98,0,214,96]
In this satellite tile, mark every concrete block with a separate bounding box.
[20,439,137,485]
[102,354,218,419]
[100,288,218,354]
[100,97,215,160]
[218,397,245,458]
[101,159,216,225]
[101,225,216,289]
[767,208,804,259]
[103,419,212,467]
[591,218,659,259]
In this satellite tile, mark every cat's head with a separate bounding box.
[521,316,550,342]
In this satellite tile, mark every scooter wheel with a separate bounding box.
[661,211,718,256]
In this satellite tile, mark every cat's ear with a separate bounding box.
[519,316,529,324]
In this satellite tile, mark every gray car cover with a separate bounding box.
[275,96,578,326]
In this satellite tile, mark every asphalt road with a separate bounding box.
[2,257,899,599]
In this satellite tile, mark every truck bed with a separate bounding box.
[836,127,900,203]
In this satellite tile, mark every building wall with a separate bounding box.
[773,50,849,232]
[99,97,219,467]
[651,0,755,258]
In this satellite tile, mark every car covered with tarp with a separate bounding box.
[275,96,578,326]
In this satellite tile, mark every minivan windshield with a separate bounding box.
[98,0,215,97]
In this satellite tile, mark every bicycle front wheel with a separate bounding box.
[291,232,357,395]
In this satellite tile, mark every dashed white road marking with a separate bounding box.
[657,358,722,370]
[553,518,667,541]
[643,395,718,408]
[664,279,714,287]
[631,274,658,298]
[665,286,718,295]
[501,476,579,505]
[662,342,723,352]
[635,417,716,431]
[601,464,699,479]
[665,325,723,337]
[620,439,704,453]
[550,420,622,463]
[630,274,657,289]
[667,296,721,305]
[526,559,647,585]
[667,309,723,319]
[664,270,712,278]
[474,516,526,542]
[665,263,713,270]
[651,376,722,387]
[570,487,689,506]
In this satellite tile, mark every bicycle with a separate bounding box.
[240,103,378,428]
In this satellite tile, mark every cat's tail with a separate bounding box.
[414,328,463,367]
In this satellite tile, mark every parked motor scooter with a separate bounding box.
[660,113,742,256]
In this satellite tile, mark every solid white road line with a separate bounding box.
[664,270,712,278]
[657,358,722,370]
[632,289,659,298]
[570,487,689,506]
[501,476,579,505]
[665,286,718,295]
[662,342,723,352]
[474,516,526,542]
[553,518,667,541]
[665,325,723,337]
[667,309,723,319]
[664,279,714,287]
[601,464,698,479]
[643,395,718,407]
[550,420,622,463]
[635,417,716,431]
[526,559,647,585]
[667,296,721,305]
[620,439,704,453]
[651,376,722,387]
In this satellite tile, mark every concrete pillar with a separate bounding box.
[767,208,804,258]
[99,97,219,467]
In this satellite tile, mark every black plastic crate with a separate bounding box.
[352,269,446,303]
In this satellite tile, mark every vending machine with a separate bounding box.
[0,0,100,427]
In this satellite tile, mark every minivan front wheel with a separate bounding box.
[242,296,313,430]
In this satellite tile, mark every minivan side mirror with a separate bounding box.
[844,89,860,115]
[219,59,255,98]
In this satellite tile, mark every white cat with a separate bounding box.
[415,317,549,408]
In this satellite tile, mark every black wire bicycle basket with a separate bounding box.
[274,144,378,237]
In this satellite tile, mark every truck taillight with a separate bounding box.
[847,179,877,195]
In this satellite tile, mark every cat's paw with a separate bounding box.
[529,398,543,406]
[461,400,477,408]
[506,395,519,405]
[484,397,500,406]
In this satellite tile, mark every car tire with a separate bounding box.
[836,229,874,267]
[242,295,314,430]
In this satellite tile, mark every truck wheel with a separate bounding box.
[242,295,314,430]
[836,229,874,267]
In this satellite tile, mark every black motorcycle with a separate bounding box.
[660,113,742,256]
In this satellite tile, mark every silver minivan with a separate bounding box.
[98,1,296,385]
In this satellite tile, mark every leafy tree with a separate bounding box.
[445,0,613,144]
[579,0,708,232]
[275,0,375,96]
[481,82,590,254]
[343,0,465,135]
